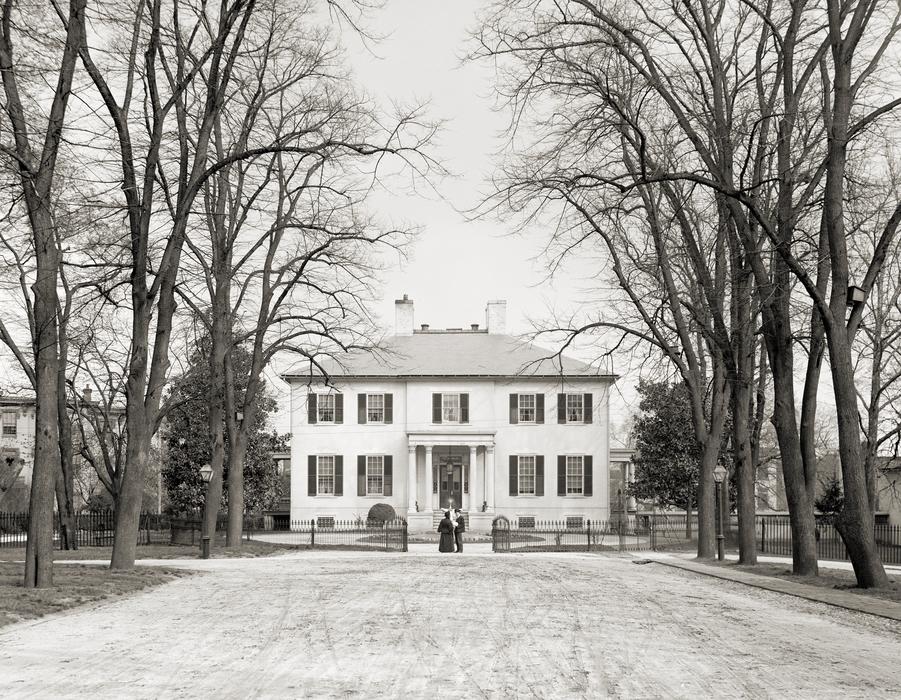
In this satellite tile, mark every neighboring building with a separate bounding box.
[283,296,617,533]
[0,396,35,511]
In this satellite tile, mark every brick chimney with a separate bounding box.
[83,386,92,404]
[395,294,414,335]
[485,300,507,335]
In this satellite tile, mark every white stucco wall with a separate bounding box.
[289,378,613,529]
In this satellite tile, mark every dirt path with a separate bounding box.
[1,549,900,698]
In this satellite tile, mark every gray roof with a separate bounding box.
[281,331,615,381]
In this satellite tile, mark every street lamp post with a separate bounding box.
[199,462,213,559]
[713,464,727,561]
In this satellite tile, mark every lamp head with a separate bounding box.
[713,464,727,483]
[199,463,214,483]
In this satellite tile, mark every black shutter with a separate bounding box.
[584,393,593,423]
[335,394,344,424]
[557,455,566,496]
[357,455,366,496]
[432,393,442,423]
[308,455,317,495]
[335,456,344,496]
[509,455,518,496]
[509,394,518,424]
[358,394,367,424]
[384,456,393,496]
[460,393,469,423]
[536,394,545,424]
[536,455,544,496]
[584,456,593,496]
[384,394,393,424]
[557,394,566,424]
[308,394,318,424]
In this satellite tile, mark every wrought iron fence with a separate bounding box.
[247,518,408,552]
[757,516,901,565]
[491,517,659,553]
[0,510,173,549]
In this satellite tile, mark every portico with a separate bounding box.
[406,432,496,532]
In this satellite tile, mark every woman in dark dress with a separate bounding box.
[437,511,455,553]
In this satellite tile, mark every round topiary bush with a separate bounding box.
[367,503,396,526]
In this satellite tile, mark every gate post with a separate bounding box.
[760,518,766,553]
[586,519,591,552]
[310,518,315,549]
[403,520,408,553]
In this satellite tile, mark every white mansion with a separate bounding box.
[284,297,619,533]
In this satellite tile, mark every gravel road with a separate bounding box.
[1,548,900,698]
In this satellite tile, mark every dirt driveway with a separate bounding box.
[1,548,900,698]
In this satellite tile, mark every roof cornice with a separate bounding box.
[281,373,618,382]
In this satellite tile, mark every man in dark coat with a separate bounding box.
[437,511,455,553]
[453,508,465,553]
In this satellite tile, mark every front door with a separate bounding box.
[439,460,462,510]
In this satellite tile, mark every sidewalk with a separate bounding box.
[644,552,901,622]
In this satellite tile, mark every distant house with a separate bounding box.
[0,396,35,511]
[282,296,617,532]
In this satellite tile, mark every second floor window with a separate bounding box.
[318,394,335,423]
[1,412,16,436]
[519,394,536,423]
[433,392,469,424]
[566,394,583,423]
[367,394,384,422]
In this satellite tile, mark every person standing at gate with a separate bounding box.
[454,508,465,553]
[437,511,455,553]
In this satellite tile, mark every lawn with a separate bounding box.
[0,562,189,628]
[714,560,901,603]
[0,538,304,563]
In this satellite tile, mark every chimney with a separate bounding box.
[83,386,92,404]
[395,294,414,335]
[485,300,507,335]
[470,324,479,331]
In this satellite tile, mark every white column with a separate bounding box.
[407,444,417,512]
[469,445,479,512]
[486,446,496,512]
[426,446,436,510]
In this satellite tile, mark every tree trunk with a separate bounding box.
[829,332,888,587]
[697,436,718,558]
[25,209,62,588]
[55,355,77,550]
[732,375,757,564]
[768,340,819,576]
[226,430,247,547]
[110,416,151,569]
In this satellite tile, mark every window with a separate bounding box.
[518,394,536,423]
[518,455,536,495]
[367,394,384,423]
[442,393,460,423]
[566,516,584,530]
[317,455,335,495]
[366,455,384,496]
[1,412,15,436]
[518,516,536,529]
[317,516,335,529]
[318,394,335,423]
[566,455,584,495]
[566,394,584,423]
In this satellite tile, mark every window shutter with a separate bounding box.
[584,456,593,496]
[308,394,318,424]
[308,456,317,496]
[460,393,469,423]
[432,393,442,423]
[509,455,518,496]
[557,394,566,424]
[536,394,545,424]
[384,456,393,496]
[334,456,344,496]
[583,393,593,423]
[357,456,366,496]
[358,394,367,424]
[384,394,393,424]
[557,455,566,496]
[509,394,518,424]
[335,394,344,424]
[536,455,544,496]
